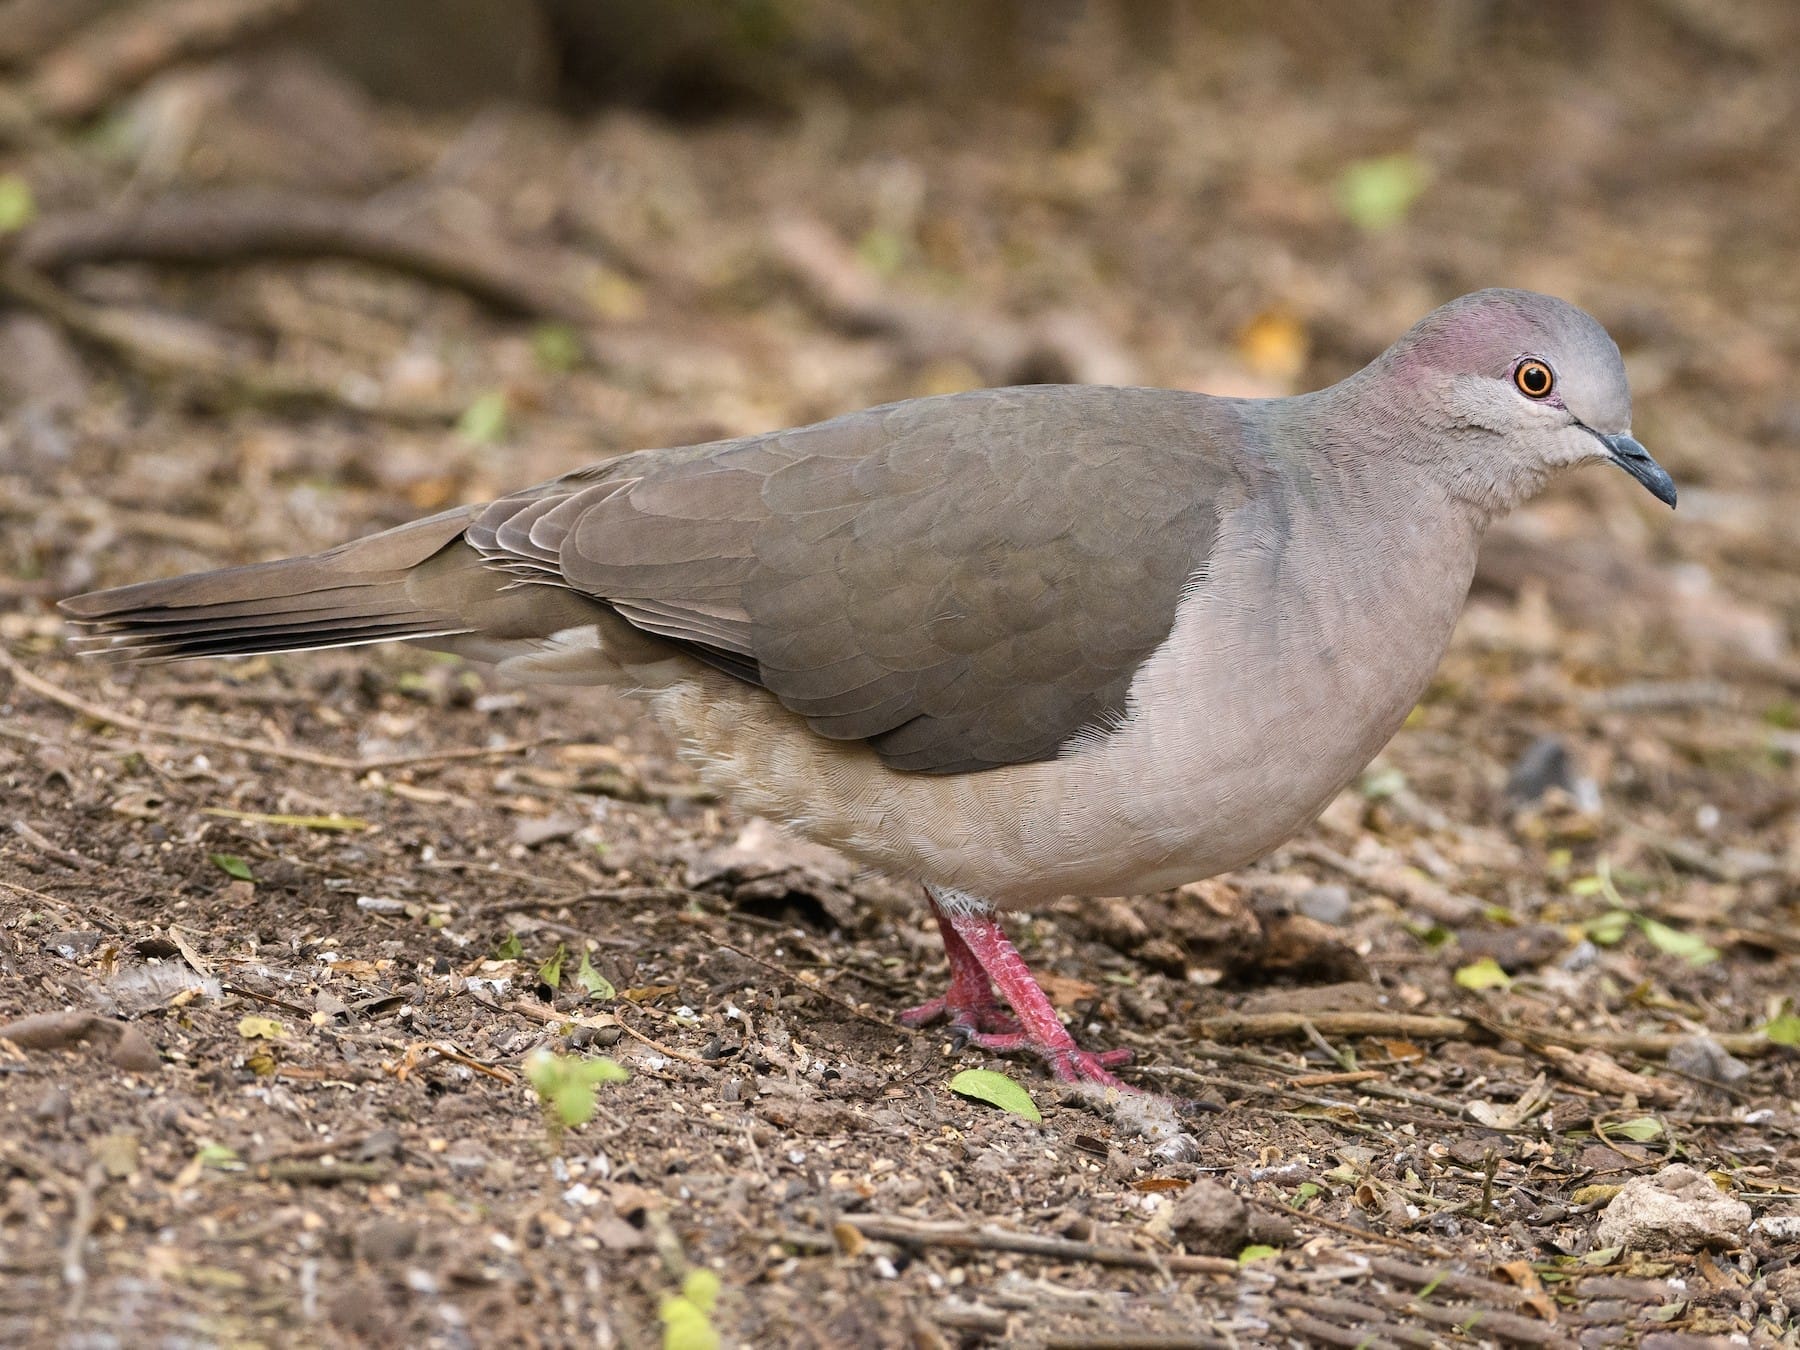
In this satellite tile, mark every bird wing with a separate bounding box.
[468,385,1241,773]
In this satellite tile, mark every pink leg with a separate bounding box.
[903,887,1135,1090]
[898,901,1022,1036]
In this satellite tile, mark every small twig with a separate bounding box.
[837,1213,1236,1276]
[59,1160,105,1305]
[29,0,313,120]
[1474,1015,1773,1061]
[472,885,701,917]
[0,645,556,773]
[0,479,241,552]
[256,1160,389,1186]
[15,188,601,324]
[767,215,1137,387]
[389,1040,516,1085]
[11,819,97,869]
[1251,1200,1454,1260]
[0,263,459,422]
[707,937,895,1030]
[1288,842,1486,925]
[1198,1011,1473,1043]
[1195,1006,1776,1061]
[166,924,212,978]
[505,999,708,1066]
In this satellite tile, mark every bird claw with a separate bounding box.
[899,994,1023,1038]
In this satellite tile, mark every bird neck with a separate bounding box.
[1302,362,1537,535]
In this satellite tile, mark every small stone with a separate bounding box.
[1166,1179,1249,1256]
[1295,885,1352,926]
[1595,1164,1750,1252]
[1664,1035,1751,1087]
[32,1087,70,1122]
[444,1141,488,1179]
[1457,923,1569,972]
[1506,736,1574,802]
[356,1218,419,1264]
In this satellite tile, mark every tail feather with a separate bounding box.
[60,508,481,664]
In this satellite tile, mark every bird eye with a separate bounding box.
[1513,358,1554,399]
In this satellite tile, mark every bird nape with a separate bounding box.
[61,288,1674,1098]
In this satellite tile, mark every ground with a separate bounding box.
[2,7,1799,1347]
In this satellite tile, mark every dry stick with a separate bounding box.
[838,1213,1237,1277]
[15,189,601,324]
[59,1160,105,1308]
[11,818,97,869]
[29,0,313,119]
[0,0,112,69]
[505,998,708,1067]
[0,646,554,774]
[1249,1200,1456,1261]
[1279,1299,1440,1350]
[0,264,460,423]
[1199,1011,1472,1043]
[1,478,242,552]
[1195,1008,1774,1060]
[708,938,897,1030]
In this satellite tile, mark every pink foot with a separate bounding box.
[898,901,1023,1035]
[904,887,1142,1093]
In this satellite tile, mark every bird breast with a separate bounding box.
[648,488,1480,909]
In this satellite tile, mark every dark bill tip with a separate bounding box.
[1600,431,1677,508]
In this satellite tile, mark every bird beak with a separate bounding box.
[1599,431,1677,508]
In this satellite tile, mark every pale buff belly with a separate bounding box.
[642,535,1477,908]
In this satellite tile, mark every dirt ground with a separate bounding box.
[3,6,1800,1347]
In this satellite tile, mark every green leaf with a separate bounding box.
[1453,956,1512,991]
[1237,1243,1279,1265]
[681,1269,720,1315]
[457,389,509,445]
[1290,1181,1322,1208]
[660,1294,720,1350]
[0,175,35,234]
[1579,1244,1623,1266]
[1609,1116,1665,1143]
[947,1068,1042,1122]
[1761,1013,1800,1046]
[1585,909,1632,946]
[195,1143,243,1171]
[538,943,567,989]
[1358,764,1406,799]
[575,950,615,1000]
[1335,153,1427,231]
[855,227,905,277]
[524,1048,629,1128]
[209,852,255,882]
[492,932,523,960]
[531,323,583,373]
[1636,916,1719,966]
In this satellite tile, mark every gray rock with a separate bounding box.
[1595,1164,1750,1252]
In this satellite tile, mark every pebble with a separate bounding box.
[1296,885,1352,926]
[1665,1035,1751,1087]
[1166,1179,1249,1256]
[1595,1164,1751,1252]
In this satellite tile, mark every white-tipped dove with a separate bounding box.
[63,289,1675,1089]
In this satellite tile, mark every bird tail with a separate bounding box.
[59,507,484,663]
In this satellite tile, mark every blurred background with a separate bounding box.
[3,3,1799,1344]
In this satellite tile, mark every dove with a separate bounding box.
[62,289,1674,1088]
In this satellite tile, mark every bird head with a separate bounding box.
[1383,288,1675,516]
